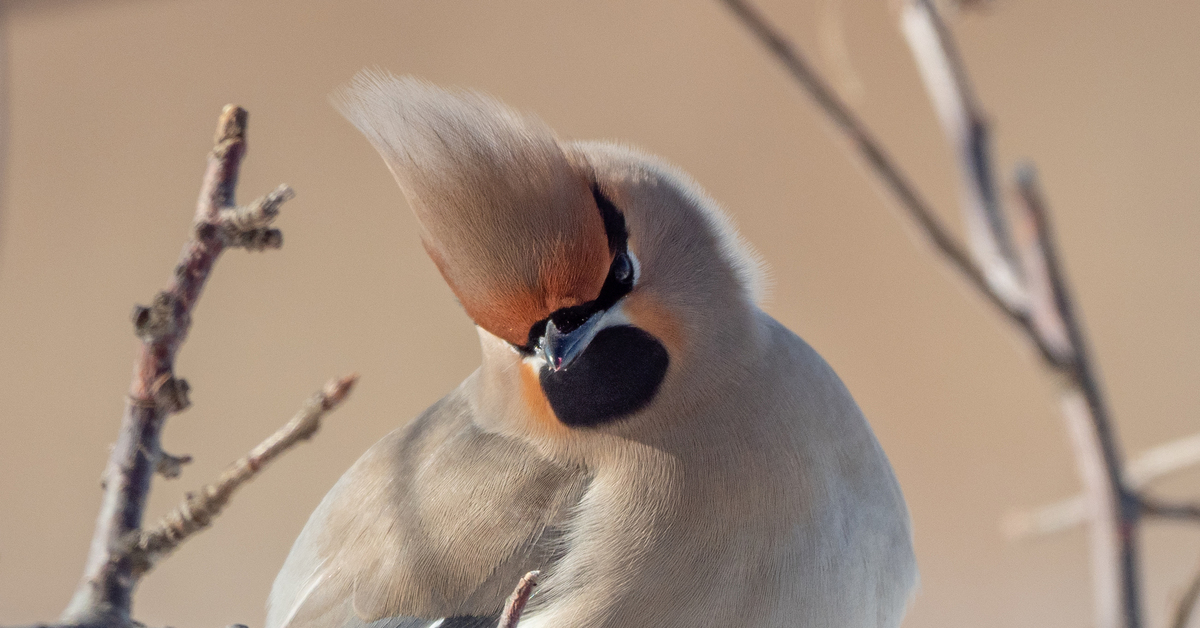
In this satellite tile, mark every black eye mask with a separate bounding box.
[533,185,670,427]
[514,185,634,354]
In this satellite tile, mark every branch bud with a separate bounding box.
[226,227,284,251]
[156,450,194,479]
[151,375,191,414]
[221,184,293,231]
[132,291,178,342]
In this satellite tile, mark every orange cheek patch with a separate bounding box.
[623,292,687,358]
[518,361,570,436]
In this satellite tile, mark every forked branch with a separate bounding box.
[131,375,358,575]
[1006,430,1200,538]
[28,105,357,628]
[719,1,1143,627]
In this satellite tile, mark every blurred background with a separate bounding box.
[1,1,1198,627]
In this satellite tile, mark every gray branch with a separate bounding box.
[1172,560,1200,628]
[131,375,358,575]
[900,0,1025,309]
[25,105,356,628]
[1004,429,1200,538]
[719,1,1144,627]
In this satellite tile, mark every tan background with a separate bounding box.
[1,1,1198,627]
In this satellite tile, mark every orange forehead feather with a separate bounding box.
[428,193,612,346]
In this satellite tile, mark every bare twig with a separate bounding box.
[1015,167,1140,628]
[1129,432,1200,487]
[57,105,303,628]
[1138,497,1200,522]
[900,0,1025,309]
[716,0,1070,368]
[219,184,294,232]
[1062,391,1128,628]
[131,375,358,574]
[904,3,1141,626]
[218,183,292,251]
[1002,494,1088,540]
[496,571,540,628]
[1009,165,1073,361]
[1006,430,1200,538]
[718,0,1005,315]
[1172,561,1200,628]
[1007,492,1200,538]
[720,1,1142,626]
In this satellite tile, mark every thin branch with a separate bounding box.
[1015,167,1140,628]
[718,0,1007,313]
[1172,560,1200,628]
[1139,497,1200,522]
[1002,494,1087,540]
[721,0,1141,626]
[131,375,358,574]
[59,105,294,628]
[1062,390,1127,628]
[898,3,1140,626]
[1129,432,1200,487]
[496,571,540,628]
[716,0,1071,368]
[1006,430,1200,539]
[900,0,1026,309]
[1008,492,1200,536]
[1010,164,1074,362]
[1014,169,1135,528]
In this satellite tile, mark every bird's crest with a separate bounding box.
[335,71,612,345]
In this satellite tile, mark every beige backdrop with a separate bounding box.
[2,1,1199,627]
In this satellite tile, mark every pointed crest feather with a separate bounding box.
[334,71,611,344]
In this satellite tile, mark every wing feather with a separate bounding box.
[268,383,586,628]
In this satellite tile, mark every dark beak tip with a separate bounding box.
[540,310,604,372]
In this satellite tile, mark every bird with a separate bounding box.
[266,72,917,628]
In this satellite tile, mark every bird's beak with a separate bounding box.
[540,311,605,372]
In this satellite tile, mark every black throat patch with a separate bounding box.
[540,325,669,427]
[528,185,670,427]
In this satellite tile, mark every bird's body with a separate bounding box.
[268,76,916,628]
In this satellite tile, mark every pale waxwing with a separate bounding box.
[266,72,917,628]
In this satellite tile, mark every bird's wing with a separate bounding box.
[268,382,587,628]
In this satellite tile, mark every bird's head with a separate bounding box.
[337,73,763,433]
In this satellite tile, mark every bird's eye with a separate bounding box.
[612,252,633,284]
